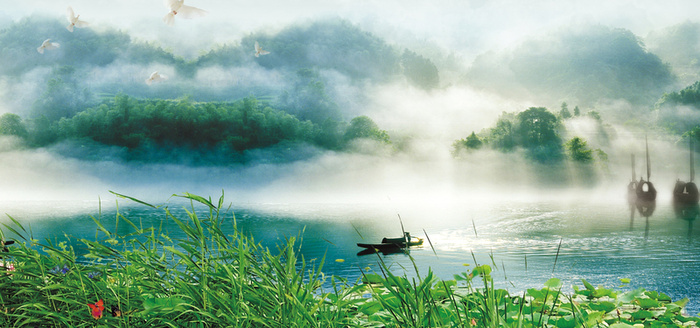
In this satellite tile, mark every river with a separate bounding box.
[2,193,699,315]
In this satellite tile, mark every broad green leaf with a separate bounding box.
[636,297,660,309]
[588,301,617,312]
[544,278,562,290]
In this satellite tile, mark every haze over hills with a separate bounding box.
[0,8,699,202]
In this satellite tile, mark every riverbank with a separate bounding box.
[0,192,698,327]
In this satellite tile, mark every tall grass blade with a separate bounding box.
[422,229,437,257]
[553,238,563,273]
[110,190,158,208]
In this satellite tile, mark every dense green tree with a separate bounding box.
[452,131,483,157]
[565,137,594,162]
[343,116,390,144]
[516,107,561,148]
[574,106,580,116]
[515,107,564,163]
[463,132,483,149]
[0,113,28,139]
[559,102,572,119]
[488,112,517,151]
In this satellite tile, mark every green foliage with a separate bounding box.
[565,137,594,163]
[452,132,483,157]
[656,82,700,135]
[0,113,28,139]
[487,112,517,152]
[560,102,572,119]
[55,95,319,155]
[343,116,391,145]
[515,107,564,163]
[0,192,698,327]
[658,81,700,108]
[21,94,390,163]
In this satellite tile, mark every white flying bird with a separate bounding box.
[146,71,167,85]
[254,41,270,57]
[66,6,89,32]
[37,39,60,54]
[163,0,208,26]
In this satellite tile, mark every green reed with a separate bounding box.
[0,192,698,327]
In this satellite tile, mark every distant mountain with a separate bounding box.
[0,16,441,121]
[646,21,700,87]
[465,25,676,107]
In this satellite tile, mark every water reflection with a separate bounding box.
[674,201,699,237]
[630,197,655,238]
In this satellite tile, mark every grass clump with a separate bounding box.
[0,191,697,327]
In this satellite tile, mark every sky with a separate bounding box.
[1,0,699,208]
[3,0,700,59]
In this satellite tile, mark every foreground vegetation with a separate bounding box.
[0,192,698,327]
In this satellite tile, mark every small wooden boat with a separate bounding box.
[357,232,423,252]
[636,136,656,202]
[673,137,699,205]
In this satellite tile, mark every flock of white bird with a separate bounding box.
[36,0,271,85]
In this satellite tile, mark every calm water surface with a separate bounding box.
[4,196,700,314]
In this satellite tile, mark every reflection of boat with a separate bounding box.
[356,232,423,253]
[674,201,700,221]
[673,138,699,205]
[635,198,656,218]
[636,136,656,202]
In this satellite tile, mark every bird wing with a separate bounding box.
[66,6,76,21]
[255,41,261,52]
[75,19,89,28]
[164,0,183,11]
[177,5,208,19]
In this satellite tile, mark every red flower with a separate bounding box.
[88,299,104,320]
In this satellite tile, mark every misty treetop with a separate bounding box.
[453,106,608,166]
[655,81,700,135]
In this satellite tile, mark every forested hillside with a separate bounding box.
[0,16,446,163]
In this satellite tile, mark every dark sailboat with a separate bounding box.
[673,137,699,205]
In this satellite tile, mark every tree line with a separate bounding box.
[0,94,391,163]
[452,104,609,165]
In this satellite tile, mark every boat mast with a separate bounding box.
[691,137,695,182]
[631,154,636,181]
[646,135,651,181]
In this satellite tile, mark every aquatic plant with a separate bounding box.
[0,192,697,327]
